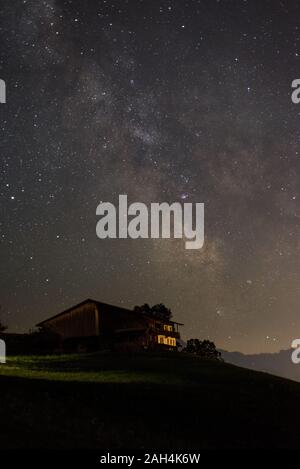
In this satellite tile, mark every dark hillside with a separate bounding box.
[0,352,298,449]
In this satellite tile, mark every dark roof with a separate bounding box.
[36,298,184,327]
[36,298,131,327]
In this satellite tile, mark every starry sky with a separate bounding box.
[1,0,300,353]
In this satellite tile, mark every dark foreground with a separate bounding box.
[0,351,298,449]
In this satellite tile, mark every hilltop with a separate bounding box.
[0,351,299,449]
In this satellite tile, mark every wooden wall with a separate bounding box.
[45,301,99,339]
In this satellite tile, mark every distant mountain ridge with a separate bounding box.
[221,348,300,382]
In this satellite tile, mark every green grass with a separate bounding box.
[0,351,299,448]
[0,353,194,384]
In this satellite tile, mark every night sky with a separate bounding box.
[1,0,300,353]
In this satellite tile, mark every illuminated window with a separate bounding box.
[157,335,165,344]
[157,335,176,347]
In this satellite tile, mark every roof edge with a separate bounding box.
[36,298,184,327]
[36,298,133,327]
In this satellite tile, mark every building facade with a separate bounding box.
[37,299,183,352]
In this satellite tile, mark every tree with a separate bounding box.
[0,306,7,332]
[134,303,152,316]
[151,304,172,321]
[0,319,7,333]
[134,303,172,322]
[184,339,222,361]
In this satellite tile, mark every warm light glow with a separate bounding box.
[157,335,176,346]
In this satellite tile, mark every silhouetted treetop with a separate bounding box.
[0,306,7,332]
[0,319,7,332]
[184,339,222,361]
[134,303,173,321]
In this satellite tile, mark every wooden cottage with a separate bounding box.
[37,299,183,352]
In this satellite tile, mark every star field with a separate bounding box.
[1,0,300,353]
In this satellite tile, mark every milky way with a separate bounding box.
[1,0,300,353]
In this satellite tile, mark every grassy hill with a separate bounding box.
[0,351,299,449]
